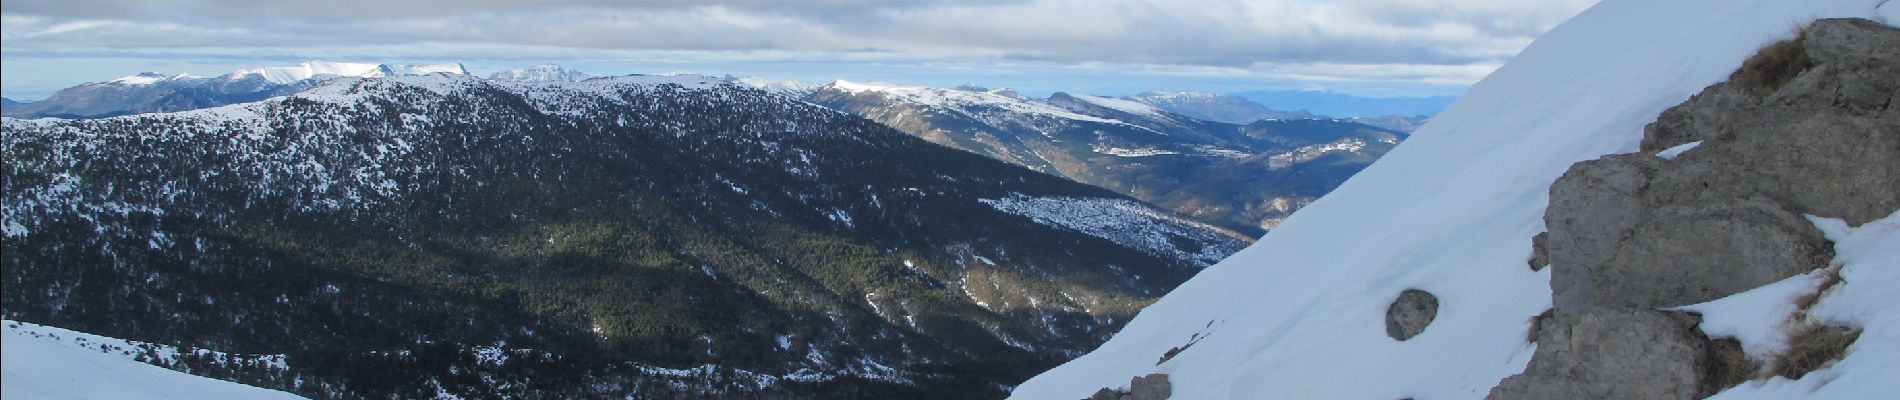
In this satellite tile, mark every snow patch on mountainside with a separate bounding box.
[979,195,1245,267]
[1066,93,1173,121]
[1010,0,1896,399]
[2,320,305,400]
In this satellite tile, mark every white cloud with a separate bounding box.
[0,0,1600,98]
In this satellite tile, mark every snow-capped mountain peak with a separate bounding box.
[488,64,592,82]
[232,60,469,84]
[106,72,195,86]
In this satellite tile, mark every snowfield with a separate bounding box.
[1010,0,1900,399]
[980,195,1247,267]
[2,320,305,400]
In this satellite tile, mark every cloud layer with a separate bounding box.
[0,0,1597,98]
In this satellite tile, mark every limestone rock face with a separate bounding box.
[1492,18,1900,400]
[1549,18,1900,312]
[1385,289,1440,341]
[1488,309,1711,400]
[1129,373,1172,400]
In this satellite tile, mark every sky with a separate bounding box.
[0,0,1599,100]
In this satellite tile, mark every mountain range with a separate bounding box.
[2,74,1246,398]
[796,80,1404,235]
[1,60,468,119]
[1228,89,1457,118]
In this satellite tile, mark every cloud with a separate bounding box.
[0,0,1598,97]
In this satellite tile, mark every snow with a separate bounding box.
[1705,211,1900,399]
[1092,145,1181,157]
[1067,93,1173,121]
[1655,140,1702,160]
[107,73,193,86]
[1009,1,1896,399]
[1671,270,1823,360]
[980,195,1245,267]
[2,320,305,400]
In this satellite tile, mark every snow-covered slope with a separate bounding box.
[2,320,305,400]
[1011,0,1898,399]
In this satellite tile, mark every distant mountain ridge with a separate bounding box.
[1128,90,1316,124]
[2,60,470,119]
[803,80,1405,235]
[1227,89,1457,118]
[489,64,593,82]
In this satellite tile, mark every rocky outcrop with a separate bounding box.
[1490,309,1713,399]
[1490,18,1900,400]
[1386,289,1439,341]
[1087,374,1172,400]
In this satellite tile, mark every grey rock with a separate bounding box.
[1528,232,1549,271]
[1130,373,1172,400]
[1385,289,1439,341]
[1545,154,1659,310]
[1639,18,1900,225]
[1487,309,1710,400]
[1499,18,1900,399]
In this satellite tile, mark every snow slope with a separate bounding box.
[1010,0,1896,399]
[2,320,305,400]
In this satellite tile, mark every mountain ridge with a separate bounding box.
[3,73,1244,398]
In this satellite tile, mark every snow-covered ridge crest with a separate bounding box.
[107,72,197,86]
[232,60,470,84]
[825,80,1129,126]
[1010,0,1899,399]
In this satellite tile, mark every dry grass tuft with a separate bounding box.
[1770,323,1861,380]
[1793,263,1844,313]
[1701,338,1760,395]
[1731,27,1812,92]
[1527,308,1554,343]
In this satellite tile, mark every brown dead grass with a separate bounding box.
[1701,338,1760,396]
[1731,27,1812,92]
[1793,263,1845,313]
[1527,308,1554,343]
[1770,323,1862,380]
